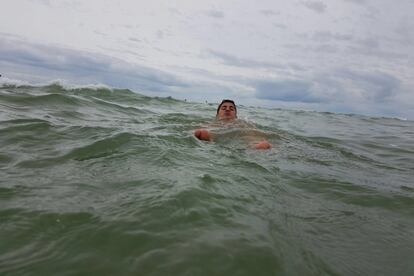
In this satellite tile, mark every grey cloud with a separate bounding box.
[300,1,327,13]
[29,0,81,9]
[156,30,164,39]
[273,23,287,29]
[305,69,402,106]
[358,37,380,49]
[28,0,52,5]
[0,37,187,92]
[93,30,106,36]
[128,37,142,43]
[121,24,134,30]
[251,69,401,105]
[259,10,280,16]
[286,32,405,59]
[204,10,224,18]
[312,31,354,42]
[254,80,322,103]
[168,8,182,16]
[394,15,414,45]
[282,42,339,54]
[306,69,407,118]
[342,0,367,5]
[324,31,410,61]
[364,6,380,21]
[335,69,400,102]
[314,44,339,53]
[345,45,406,60]
[207,49,304,70]
[97,46,145,60]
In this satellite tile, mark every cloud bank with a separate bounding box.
[0,0,413,119]
[0,36,187,92]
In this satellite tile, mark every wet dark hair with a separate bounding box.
[216,99,237,116]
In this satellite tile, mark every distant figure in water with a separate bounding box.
[194,99,272,150]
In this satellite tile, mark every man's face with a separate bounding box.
[217,102,237,121]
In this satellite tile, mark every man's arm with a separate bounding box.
[194,129,212,141]
[254,140,272,150]
[195,124,272,150]
[241,129,272,150]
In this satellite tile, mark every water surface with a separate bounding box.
[1,83,413,275]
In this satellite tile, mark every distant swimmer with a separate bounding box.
[194,99,272,150]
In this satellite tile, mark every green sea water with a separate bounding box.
[1,83,413,275]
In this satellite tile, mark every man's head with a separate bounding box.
[216,99,237,121]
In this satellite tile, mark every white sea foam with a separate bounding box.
[45,79,113,91]
[0,77,31,87]
[0,76,113,91]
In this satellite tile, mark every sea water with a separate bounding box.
[1,83,413,275]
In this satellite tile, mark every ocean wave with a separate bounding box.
[1,80,414,275]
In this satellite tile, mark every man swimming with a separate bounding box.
[194,99,272,150]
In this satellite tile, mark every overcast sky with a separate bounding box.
[1,0,413,119]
